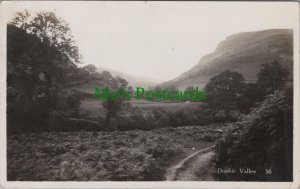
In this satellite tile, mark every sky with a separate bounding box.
[1,1,299,82]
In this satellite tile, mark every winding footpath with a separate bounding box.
[165,145,215,181]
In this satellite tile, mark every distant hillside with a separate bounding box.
[68,66,160,95]
[97,67,161,88]
[160,29,293,90]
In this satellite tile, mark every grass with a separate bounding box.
[80,97,203,119]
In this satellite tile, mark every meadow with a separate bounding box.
[80,97,203,119]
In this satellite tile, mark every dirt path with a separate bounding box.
[165,145,215,181]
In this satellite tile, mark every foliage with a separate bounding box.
[205,70,245,120]
[214,88,293,181]
[83,64,97,74]
[164,84,178,92]
[7,125,227,181]
[236,83,265,114]
[185,86,195,93]
[10,10,82,64]
[101,76,131,130]
[114,104,214,131]
[257,61,289,94]
[7,11,86,133]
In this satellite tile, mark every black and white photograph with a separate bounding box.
[0,1,299,188]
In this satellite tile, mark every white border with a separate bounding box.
[0,1,299,189]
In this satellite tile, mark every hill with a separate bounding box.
[98,67,161,88]
[160,29,293,89]
[69,66,161,95]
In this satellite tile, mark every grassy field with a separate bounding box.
[7,124,232,181]
[80,98,203,119]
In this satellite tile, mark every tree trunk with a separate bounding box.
[225,109,229,120]
[43,69,52,122]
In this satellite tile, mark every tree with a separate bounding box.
[9,11,83,102]
[102,76,131,130]
[165,85,178,91]
[83,64,97,73]
[101,71,113,81]
[8,11,83,123]
[257,61,289,94]
[185,86,195,93]
[154,86,163,91]
[205,70,245,120]
[184,86,196,100]
[10,10,82,64]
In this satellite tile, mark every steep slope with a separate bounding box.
[161,29,293,89]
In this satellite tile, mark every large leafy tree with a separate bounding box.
[8,10,83,127]
[10,10,82,64]
[205,70,245,120]
[9,11,82,92]
[257,61,289,94]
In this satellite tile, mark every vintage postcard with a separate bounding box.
[0,1,299,188]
